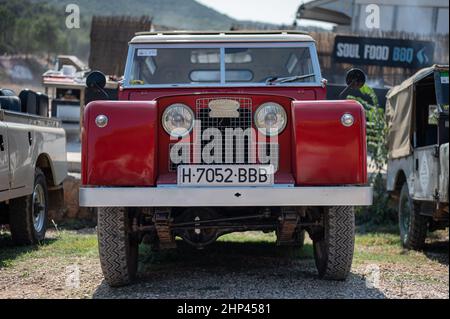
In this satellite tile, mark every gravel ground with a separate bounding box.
[0,229,448,299]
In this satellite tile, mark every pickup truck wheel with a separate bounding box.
[9,168,48,245]
[97,207,138,287]
[313,206,354,280]
[399,182,427,250]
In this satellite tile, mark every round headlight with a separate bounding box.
[254,102,287,136]
[162,103,194,137]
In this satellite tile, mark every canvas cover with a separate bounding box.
[385,65,448,159]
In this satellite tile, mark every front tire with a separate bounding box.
[9,168,48,245]
[312,206,355,280]
[97,207,139,287]
[398,182,427,250]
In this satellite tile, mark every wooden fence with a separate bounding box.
[89,16,152,76]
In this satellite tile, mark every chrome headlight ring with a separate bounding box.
[162,103,195,138]
[254,102,287,136]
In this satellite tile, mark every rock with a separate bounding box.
[48,174,96,224]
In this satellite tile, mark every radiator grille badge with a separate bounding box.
[208,99,240,118]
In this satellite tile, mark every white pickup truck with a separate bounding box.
[0,88,67,244]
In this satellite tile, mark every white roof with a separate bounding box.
[130,31,315,44]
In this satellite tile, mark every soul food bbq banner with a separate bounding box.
[333,35,435,69]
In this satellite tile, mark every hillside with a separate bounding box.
[31,0,259,30]
[0,0,284,75]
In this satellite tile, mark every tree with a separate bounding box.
[346,85,395,226]
[33,16,62,64]
[13,19,37,57]
[0,6,16,52]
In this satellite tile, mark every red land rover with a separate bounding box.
[80,31,373,286]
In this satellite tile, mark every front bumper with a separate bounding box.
[79,186,373,207]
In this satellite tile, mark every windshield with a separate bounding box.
[126,44,319,86]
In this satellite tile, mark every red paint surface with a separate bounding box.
[154,93,294,184]
[291,100,367,185]
[82,101,158,186]
[83,86,368,187]
[119,86,325,102]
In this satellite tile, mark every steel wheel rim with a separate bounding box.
[32,184,46,233]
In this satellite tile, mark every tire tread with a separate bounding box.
[399,183,427,250]
[9,168,47,245]
[97,207,136,287]
[318,206,355,280]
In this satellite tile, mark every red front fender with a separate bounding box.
[291,100,368,186]
[82,101,158,186]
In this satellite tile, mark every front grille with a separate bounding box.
[196,97,254,166]
[169,97,255,171]
[196,97,252,131]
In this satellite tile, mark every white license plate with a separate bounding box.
[177,165,274,186]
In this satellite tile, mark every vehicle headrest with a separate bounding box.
[19,89,49,117]
[0,88,16,97]
[0,96,21,112]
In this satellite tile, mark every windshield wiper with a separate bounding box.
[266,73,315,85]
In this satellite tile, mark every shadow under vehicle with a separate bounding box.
[386,64,449,250]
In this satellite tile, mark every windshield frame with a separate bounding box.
[123,42,322,88]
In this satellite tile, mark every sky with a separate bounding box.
[196,0,332,28]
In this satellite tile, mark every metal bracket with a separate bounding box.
[434,145,440,158]
[153,208,177,249]
[434,189,440,201]
[276,208,300,246]
[0,135,4,152]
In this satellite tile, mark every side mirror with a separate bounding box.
[345,68,366,89]
[86,71,109,99]
[86,71,106,89]
[339,68,366,99]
